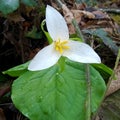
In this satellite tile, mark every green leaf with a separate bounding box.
[0,72,7,82]
[84,29,119,55]
[0,0,19,14]
[21,0,37,6]
[70,37,83,42]
[25,26,43,39]
[69,34,82,42]
[91,63,113,81]
[12,58,106,120]
[3,61,30,77]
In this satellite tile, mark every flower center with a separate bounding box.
[55,39,69,54]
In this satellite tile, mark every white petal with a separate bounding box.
[46,5,69,41]
[63,40,101,63]
[28,43,61,71]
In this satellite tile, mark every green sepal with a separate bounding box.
[41,19,53,44]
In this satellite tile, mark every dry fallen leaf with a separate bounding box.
[106,64,120,96]
[71,10,95,20]
[62,5,75,34]
[62,5,95,34]
[62,4,74,24]
[7,13,25,23]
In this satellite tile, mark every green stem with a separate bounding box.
[85,64,91,120]
[58,57,66,73]
[41,20,53,44]
[54,1,91,119]
[72,19,85,42]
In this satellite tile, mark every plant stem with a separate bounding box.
[41,20,53,44]
[54,1,91,119]
[99,8,120,14]
[105,49,120,95]
[85,64,91,120]
[55,0,63,7]
[72,19,85,42]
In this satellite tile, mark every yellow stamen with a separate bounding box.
[55,39,69,54]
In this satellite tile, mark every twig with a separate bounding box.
[92,49,120,120]
[54,0,63,7]
[105,49,120,96]
[19,31,25,63]
[99,8,120,14]
[72,19,85,42]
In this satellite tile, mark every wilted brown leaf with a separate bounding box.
[106,64,120,96]
[62,5,75,34]
[72,10,95,19]
[62,5,74,24]
[74,3,86,10]
[7,13,25,23]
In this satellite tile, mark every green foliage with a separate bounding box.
[0,0,19,14]
[3,59,113,81]
[11,58,106,120]
[21,0,37,6]
[70,34,83,42]
[0,72,7,82]
[110,14,120,25]
[25,26,43,39]
[41,20,53,44]
[84,29,119,55]
[0,0,37,14]
[91,63,113,81]
[3,61,30,77]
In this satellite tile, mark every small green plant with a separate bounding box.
[2,5,113,120]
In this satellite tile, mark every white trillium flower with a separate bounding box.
[28,5,101,71]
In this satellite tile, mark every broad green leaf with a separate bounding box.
[0,0,19,14]
[21,0,37,6]
[3,61,30,77]
[84,29,119,55]
[12,58,106,120]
